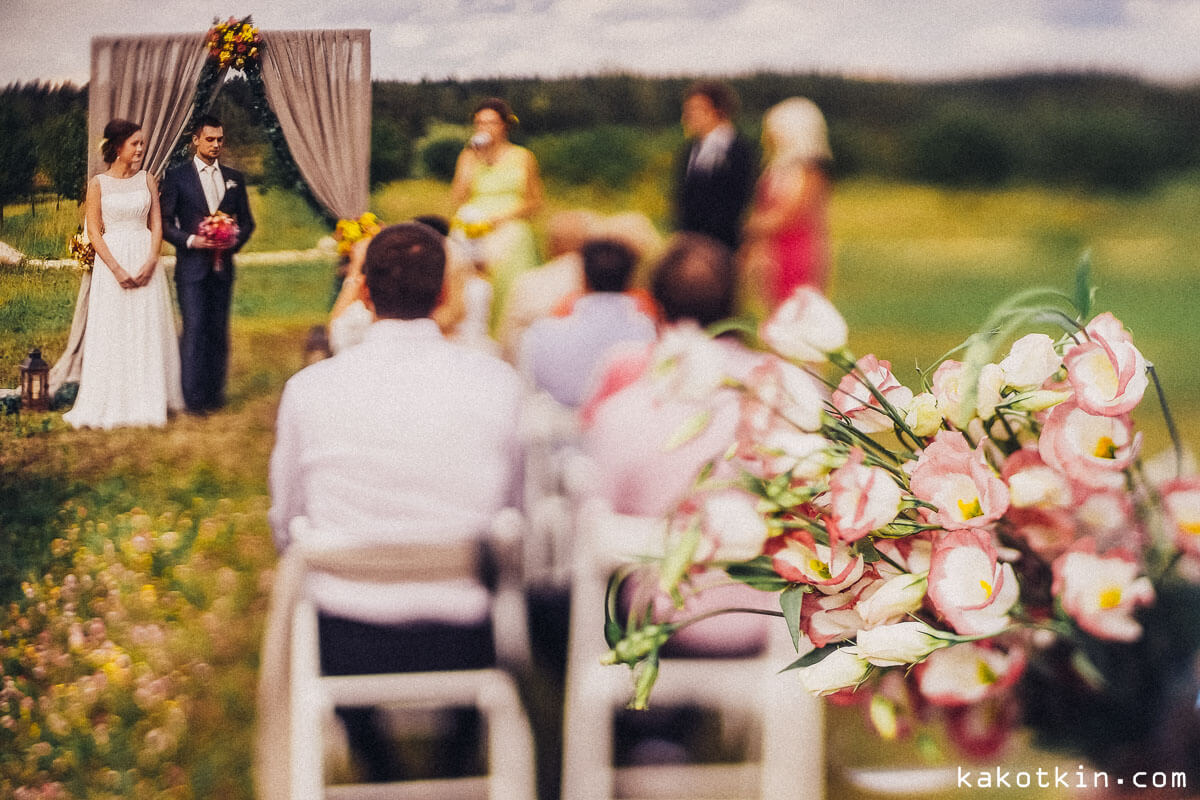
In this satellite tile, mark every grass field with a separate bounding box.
[2,174,1198,798]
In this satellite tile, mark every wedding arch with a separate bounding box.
[51,23,371,392]
[87,24,372,219]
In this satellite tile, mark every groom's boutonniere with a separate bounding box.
[225,178,238,191]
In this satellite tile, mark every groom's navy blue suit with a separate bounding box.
[161,159,254,413]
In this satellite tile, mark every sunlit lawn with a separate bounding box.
[2,174,1199,798]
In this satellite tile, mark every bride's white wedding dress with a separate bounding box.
[63,171,183,429]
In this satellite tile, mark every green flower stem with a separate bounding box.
[1146,362,1184,480]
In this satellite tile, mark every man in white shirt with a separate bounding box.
[268,222,522,781]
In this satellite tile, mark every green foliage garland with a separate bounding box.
[168,19,334,226]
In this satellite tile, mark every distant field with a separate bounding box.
[5,173,1198,456]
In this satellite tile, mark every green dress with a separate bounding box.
[454,144,540,329]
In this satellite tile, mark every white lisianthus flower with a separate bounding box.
[1007,464,1072,508]
[857,572,928,627]
[854,620,953,666]
[649,324,730,403]
[904,392,943,437]
[701,489,770,562]
[999,333,1062,390]
[975,363,1007,420]
[760,287,848,364]
[796,647,871,696]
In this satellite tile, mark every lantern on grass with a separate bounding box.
[19,348,50,412]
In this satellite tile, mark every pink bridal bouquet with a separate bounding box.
[605,271,1200,776]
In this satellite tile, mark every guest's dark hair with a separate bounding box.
[413,214,451,237]
[582,239,638,294]
[364,223,446,320]
[473,97,518,128]
[192,114,223,134]
[100,119,141,164]
[684,80,739,120]
[651,233,736,328]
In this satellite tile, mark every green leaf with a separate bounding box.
[726,555,792,591]
[780,584,806,651]
[780,642,850,672]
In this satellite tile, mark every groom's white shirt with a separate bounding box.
[268,318,523,625]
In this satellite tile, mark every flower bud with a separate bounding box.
[796,647,871,696]
[853,621,952,666]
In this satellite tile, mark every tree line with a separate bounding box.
[3,70,1199,224]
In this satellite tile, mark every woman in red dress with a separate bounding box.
[742,97,833,308]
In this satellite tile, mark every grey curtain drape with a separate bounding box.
[259,29,371,219]
[53,34,209,394]
[87,34,210,180]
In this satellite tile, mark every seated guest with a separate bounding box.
[519,238,656,407]
[582,232,775,654]
[268,222,522,781]
[548,211,664,322]
[497,208,598,361]
[583,232,743,514]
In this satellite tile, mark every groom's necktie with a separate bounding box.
[201,166,222,213]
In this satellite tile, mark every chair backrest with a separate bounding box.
[255,512,532,800]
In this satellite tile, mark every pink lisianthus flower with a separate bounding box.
[827,448,904,542]
[1064,312,1148,417]
[1051,539,1154,642]
[1004,507,1077,562]
[803,587,867,646]
[768,530,865,594]
[738,357,825,440]
[1160,478,1200,556]
[928,529,1019,636]
[832,355,914,434]
[1038,401,1141,489]
[916,641,1026,706]
[909,431,1009,530]
[1000,448,1072,510]
[1073,487,1138,551]
[759,286,848,364]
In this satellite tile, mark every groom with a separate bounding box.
[161,114,255,415]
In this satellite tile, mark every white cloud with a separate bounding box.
[4,0,1200,86]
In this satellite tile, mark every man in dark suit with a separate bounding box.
[161,114,255,414]
[673,80,757,251]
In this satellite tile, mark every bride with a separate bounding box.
[63,119,183,429]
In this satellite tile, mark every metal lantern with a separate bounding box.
[19,348,50,412]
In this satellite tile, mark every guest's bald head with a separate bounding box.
[651,233,736,328]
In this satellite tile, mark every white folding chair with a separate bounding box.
[259,513,537,800]
[519,390,585,590]
[561,498,825,800]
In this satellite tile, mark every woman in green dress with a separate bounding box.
[450,97,544,331]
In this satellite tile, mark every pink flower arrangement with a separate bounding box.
[199,211,240,250]
[604,274,1200,770]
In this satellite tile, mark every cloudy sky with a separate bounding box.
[5,0,1200,86]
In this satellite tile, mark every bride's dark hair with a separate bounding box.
[100,118,142,164]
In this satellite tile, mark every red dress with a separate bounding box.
[755,167,830,305]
